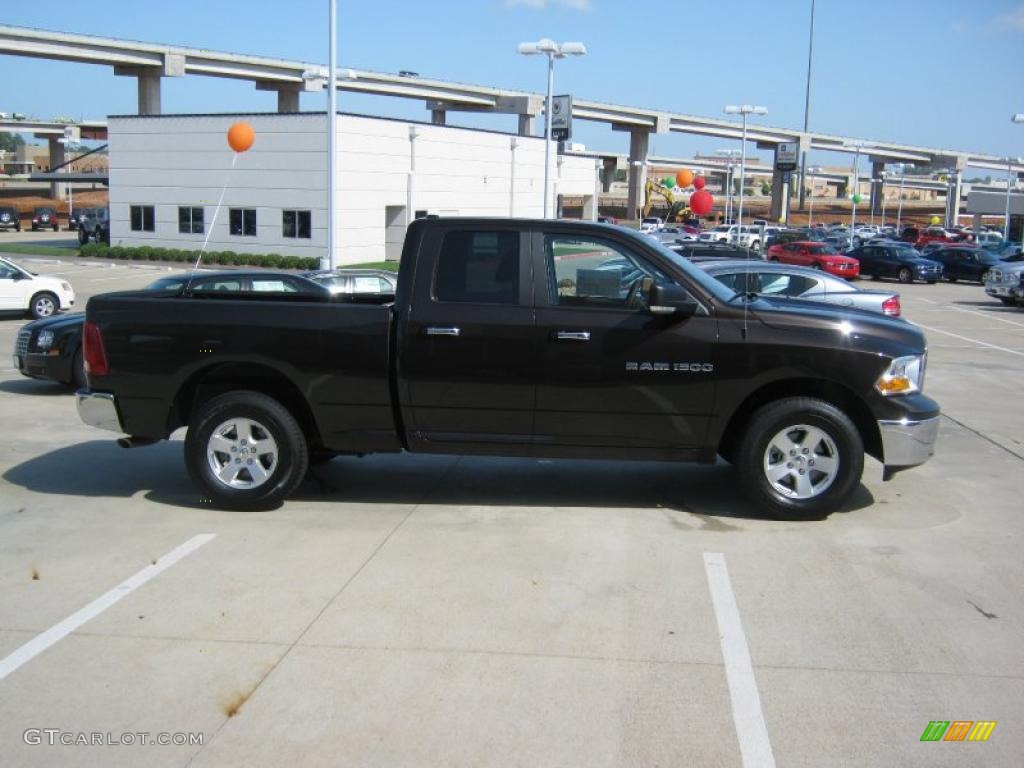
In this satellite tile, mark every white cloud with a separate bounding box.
[995,3,1024,30]
[505,0,593,10]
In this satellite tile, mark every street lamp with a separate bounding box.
[1013,114,1024,245]
[724,105,768,235]
[716,149,741,223]
[879,169,887,228]
[798,0,816,212]
[805,165,822,229]
[518,38,587,219]
[895,163,914,232]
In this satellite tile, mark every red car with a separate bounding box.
[766,241,860,279]
[914,226,954,249]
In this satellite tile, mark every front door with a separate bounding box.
[0,261,23,310]
[531,229,718,459]
[398,225,537,454]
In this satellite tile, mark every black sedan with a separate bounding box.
[14,270,334,389]
[927,246,1004,283]
[847,243,942,284]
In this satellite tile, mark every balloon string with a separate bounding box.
[188,152,238,287]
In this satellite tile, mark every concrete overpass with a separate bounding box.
[2,23,1022,219]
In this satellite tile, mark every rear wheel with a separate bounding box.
[979,269,991,284]
[736,397,863,521]
[78,227,90,245]
[897,267,913,284]
[185,391,308,511]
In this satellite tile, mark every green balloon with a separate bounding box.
[663,177,675,188]
[852,194,862,204]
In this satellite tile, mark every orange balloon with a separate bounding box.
[676,169,694,188]
[227,122,255,153]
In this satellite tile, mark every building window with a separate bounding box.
[282,210,311,239]
[433,230,520,305]
[178,206,204,234]
[230,208,257,237]
[130,205,155,232]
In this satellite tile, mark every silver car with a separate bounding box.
[983,263,1024,306]
[697,259,903,317]
[304,268,397,295]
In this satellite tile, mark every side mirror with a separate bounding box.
[648,283,699,317]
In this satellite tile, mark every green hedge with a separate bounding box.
[78,243,320,271]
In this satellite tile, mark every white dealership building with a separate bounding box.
[107,112,603,265]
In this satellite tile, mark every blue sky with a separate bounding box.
[2,0,1023,172]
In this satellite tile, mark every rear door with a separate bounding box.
[531,228,718,458]
[398,224,537,454]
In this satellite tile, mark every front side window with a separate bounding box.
[283,210,311,239]
[230,208,257,237]
[130,205,155,232]
[546,235,669,310]
[178,206,204,235]
[433,230,519,304]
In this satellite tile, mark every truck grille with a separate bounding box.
[15,328,31,358]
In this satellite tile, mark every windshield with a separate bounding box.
[617,228,736,302]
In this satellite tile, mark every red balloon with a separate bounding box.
[689,189,714,216]
[693,176,706,190]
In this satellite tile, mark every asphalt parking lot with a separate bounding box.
[0,254,1021,767]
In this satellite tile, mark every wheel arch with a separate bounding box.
[171,362,323,448]
[716,377,882,464]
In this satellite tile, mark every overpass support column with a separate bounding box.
[769,167,790,224]
[870,161,885,216]
[277,88,300,113]
[626,129,650,220]
[431,109,446,126]
[517,113,534,136]
[601,157,617,193]
[47,138,65,200]
[137,73,162,116]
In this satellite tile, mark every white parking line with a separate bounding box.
[915,322,1024,358]
[704,552,776,768]
[938,305,1024,329]
[0,534,215,682]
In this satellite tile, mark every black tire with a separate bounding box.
[999,298,1015,306]
[979,270,991,284]
[897,267,913,284]
[29,291,59,320]
[185,391,308,511]
[735,397,864,521]
[78,227,90,245]
[812,262,823,270]
[944,275,956,283]
[926,280,936,285]
[71,348,86,389]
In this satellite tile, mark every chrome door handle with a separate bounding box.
[555,331,591,342]
[425,326,461,337]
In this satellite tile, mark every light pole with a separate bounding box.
[895,163,914,233]
[518,39,587,219]
[724,105,767,236]
[843,140,872,247]
[716,149,741,224]
[1003,157,1022,242]
[1012,114,1024,245]
[806,165,822,229]
[879,169,887,228]
[798,0,816,212]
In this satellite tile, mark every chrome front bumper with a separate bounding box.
[76,390,123,433]
[879,416,940,468]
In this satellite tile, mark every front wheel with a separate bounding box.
[735,397,864,521]
[979,270,991,284]
[29,291,58,319]
[897,267,913,284]
[185,391,309,510]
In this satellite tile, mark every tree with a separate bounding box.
[0,133,26,152]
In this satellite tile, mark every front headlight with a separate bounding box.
[36,330,55,350]
[875,354,925,396]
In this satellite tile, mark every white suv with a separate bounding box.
[0,257,76,319]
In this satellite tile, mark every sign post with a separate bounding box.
[551,94,572,142]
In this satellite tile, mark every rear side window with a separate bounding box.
[433,231,520,304]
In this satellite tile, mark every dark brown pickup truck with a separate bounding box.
[76,217,939,519]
